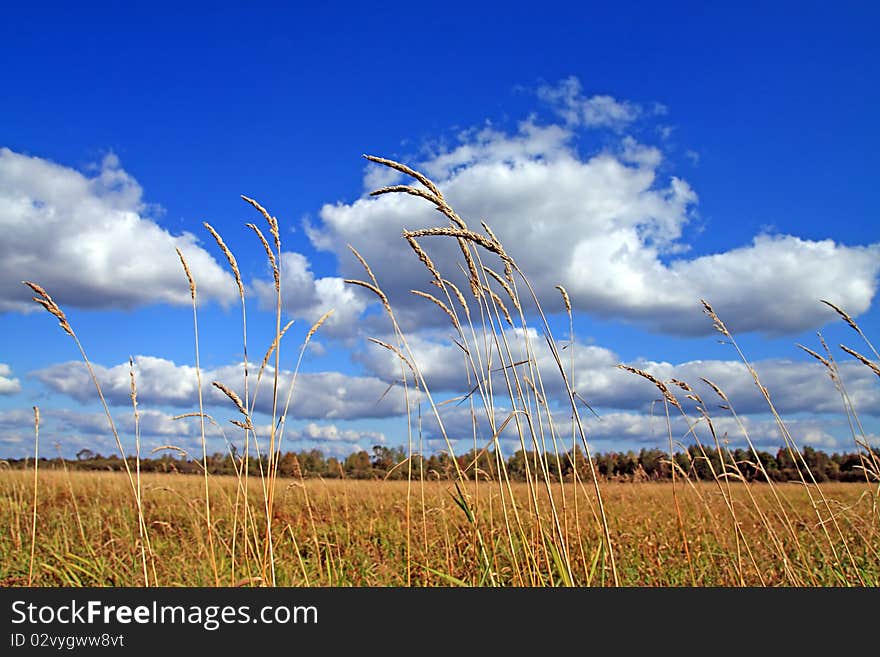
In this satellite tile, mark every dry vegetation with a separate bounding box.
[1,472,877,586]
[6,156,880,587]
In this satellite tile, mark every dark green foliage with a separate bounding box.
[8,444,878,483]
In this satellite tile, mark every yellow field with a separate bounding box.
[1,469,877,586]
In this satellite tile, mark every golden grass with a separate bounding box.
[1,470,876,587]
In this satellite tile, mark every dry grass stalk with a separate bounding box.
[461,240,482,297]
[821,299,859,332]
[798,344,833,371]
[345,279,392,315]
[247,223,279,292]
[403,227,511,264]
[22,281,73,336]
[204,222,244,299]
[668,378,692,392]
[368,337,418,380]
[212,381,249,417]
[839,345,880,378]
[347,244,381,287]
[700,377,730,402]
[555,285,571,314]
[405,236,442,284]
[242,195,280,252]
[411,289,457,325]
[618,364,682,409]
[372,184,443,207]
[483,266,520,311]
[480,221,513,281]
[443,278,470,318]
[259,319,295,378]
[175,248,196,300]
[701,299,730,337]
[306,310,335,343]
[363,154,442,198]
[483,285,514,327]
[28,405,39,586]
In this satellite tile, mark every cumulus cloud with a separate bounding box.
[537,77,642,129]
[0,364,21,395]
[284,421,385,446]
[251,251,368,336]
[578,411,842,451]
[356,329,880,417]
[0,148,237,312]
[33,356,413,420]
[311,112,880,336]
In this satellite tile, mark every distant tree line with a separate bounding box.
[3,444,878,483]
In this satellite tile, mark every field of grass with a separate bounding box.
[7,156,880,587]
[1,470,877,586]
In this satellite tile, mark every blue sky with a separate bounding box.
[2,1,879,459]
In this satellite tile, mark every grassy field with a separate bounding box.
[9,156,880,587]
[1,470,877,586]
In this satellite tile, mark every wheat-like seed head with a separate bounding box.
[668,378,692,392]
[460,239,482,298]
[345,279,392,316]
[483,285,514,327]
[840,344,880,378]
[821,299,859,332]
[204,222,244,300]
[241,195,280,252]
[484,266,520,311]
[175,248,196,300]
[172,412,205,420]
[247,223,279,292]
[700,299,730,336]
[797,344,832,371]
[306,309,334,343]
[212,381,248,417]
[129,356,138,412]
[363,154,443,200]
[442,278,470,318]
[555,284,571,314]
[405,235,442,284]
[403,227,511,263]
[371,184,443,208]
[618,364,682,409]
[700,377,729,402]
[23,281,73,336]
[478,221,514,279]
[368,337,417,379]
[411,289,457,326]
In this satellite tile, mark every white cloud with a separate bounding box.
[312,117,880,336]
[284,421,386,446]
[537,77,641,129]
[33,356,414,420]
[579,411,841,451]
[0,363,21,395]
[355,329,880,418]
[0,409,35,429]
[0,148,237,313]
[251,251,368,336]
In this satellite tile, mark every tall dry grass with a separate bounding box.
[13,155,879,587]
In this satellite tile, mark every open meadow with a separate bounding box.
[4,153,880,588]
[1,469,877,587]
